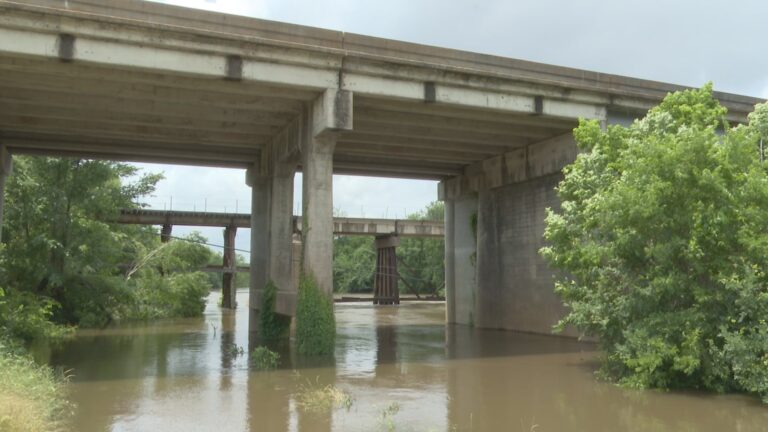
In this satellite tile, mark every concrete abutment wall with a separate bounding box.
[440,133,579,336]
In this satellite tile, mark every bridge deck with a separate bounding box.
[0,0,760,180]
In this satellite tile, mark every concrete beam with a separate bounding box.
[439,132,578,201]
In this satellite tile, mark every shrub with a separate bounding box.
[541,84,768,401]
[130,272,211,320]
[0,288,71,341]
[251,346,280,370]
[259,281,291,340]
[295,273,335,356]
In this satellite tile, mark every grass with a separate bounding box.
[295,379,353,413]
[0,339,72,432]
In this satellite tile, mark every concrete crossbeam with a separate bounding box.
[438,133,578,200]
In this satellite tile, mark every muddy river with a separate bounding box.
[35,289,768,431]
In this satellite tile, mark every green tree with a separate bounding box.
[398,201,445,298]
[127,232,214,319]
[541,84,768,401]
[333,236,375,293]
[1,157,161,328]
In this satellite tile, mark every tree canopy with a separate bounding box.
[541,84,768,401]
[0,157,213,337]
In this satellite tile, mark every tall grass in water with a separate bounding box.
[0,340,72,432]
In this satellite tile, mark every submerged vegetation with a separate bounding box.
[542,84,768,401]
[295,380,353,413]
[251,346,280,370]
[295,273,336,356]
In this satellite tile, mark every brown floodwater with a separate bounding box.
[34,289,768,431]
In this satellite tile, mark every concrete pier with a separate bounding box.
[301,89,352,296]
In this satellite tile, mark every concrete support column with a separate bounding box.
[444,200,456,323]
[160,223,172,243]
[0,145,11,242]
[373,235,400,305]
[439,192,478,326]
[300,134,335,295]
[247,168,270,331]
[300,88,352,296]
[222,224,237,309]
[268,163,297,313]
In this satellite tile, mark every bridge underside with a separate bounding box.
[0,0,760,335]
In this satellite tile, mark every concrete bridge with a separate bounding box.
[0,0,761,335]
[115,208,443,307]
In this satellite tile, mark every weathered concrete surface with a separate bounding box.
[474,174,574,336]
[246,169,269,331]
[441,134,580,335]
[445,195,478,326]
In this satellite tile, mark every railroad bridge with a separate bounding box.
[115,208,443,308]
[0,0,761,335]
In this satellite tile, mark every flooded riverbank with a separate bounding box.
[36,289,767,431]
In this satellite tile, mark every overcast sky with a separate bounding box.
[137,0,768,255]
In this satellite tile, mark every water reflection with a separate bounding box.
[39,289,768,432]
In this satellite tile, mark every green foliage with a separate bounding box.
[398,201,445,298]
[296,273,335,356]
[333,236,375,293]
[0,156,213,334]
[1,156,162,329]
[251,346,280,370]
[0,287,71,342]
[259,280,291,339]
[541,83,768,401]
[206,251,249,291]
[130,273,210,320]
[0,338,72,432]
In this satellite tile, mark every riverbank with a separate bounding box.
[0,339,71,432]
